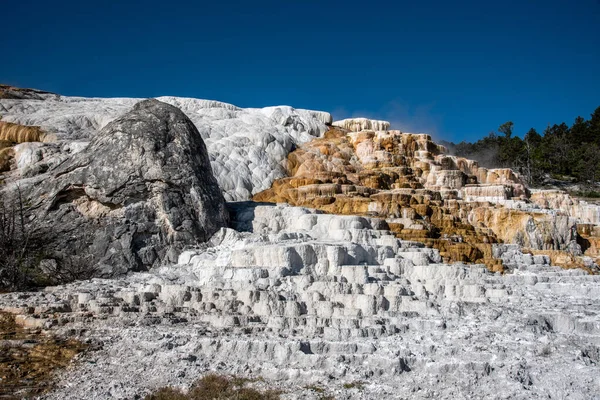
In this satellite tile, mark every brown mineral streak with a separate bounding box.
[254,127,597,272]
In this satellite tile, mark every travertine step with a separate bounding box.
[1,204,599,400]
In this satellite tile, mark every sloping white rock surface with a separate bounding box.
[0,96,332,201]
[332,118,391,132]
[1,203,598,399]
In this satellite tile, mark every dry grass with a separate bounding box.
[145,374,281,400]
[343,380,365,390]
[304,384,325,393]
[0,312,86,399]
[144,387,188,400]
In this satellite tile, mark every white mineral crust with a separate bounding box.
[0,203,598,399]
[332,118,391,132]
[0,96,332,201]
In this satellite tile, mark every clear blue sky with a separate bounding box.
[3,0,599,142]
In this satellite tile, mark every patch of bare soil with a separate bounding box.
[0,312,86,399]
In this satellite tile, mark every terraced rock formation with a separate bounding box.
[0,91,331,201]
[0,89,599,399]
[1,204,599,399]
[0,121,51,172]
[254,124,600,272]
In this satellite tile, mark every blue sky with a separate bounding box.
[3,0,599,142]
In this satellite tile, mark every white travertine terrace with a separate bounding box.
[0,204,599,399]
[0,95,332,201]
[332,117,391,132]
[1,90,600,399]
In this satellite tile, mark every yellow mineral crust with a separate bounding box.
[0,121,53,173]
[254,127,599,272]
[0,121,48,143]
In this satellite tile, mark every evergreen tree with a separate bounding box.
[543,123,571,176]
[498,121,514,138]
[569,116,589,144]
[448,106,599,187]
[590,106,600,144]
[576,143,600,184]
[523,128,543,184]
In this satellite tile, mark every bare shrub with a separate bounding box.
[0,187,41,289]
[0,187,98,290]
[36,252,99,286]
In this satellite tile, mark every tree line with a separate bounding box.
[442,106,600,188]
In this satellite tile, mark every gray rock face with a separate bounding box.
[22,99,229,276]
[0,84,59,100]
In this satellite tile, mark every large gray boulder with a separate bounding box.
[23,99,229,276]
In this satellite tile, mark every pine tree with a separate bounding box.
[524,128,543,184]
[590,106,600,144]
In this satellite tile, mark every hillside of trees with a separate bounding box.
[442,106,600,191]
